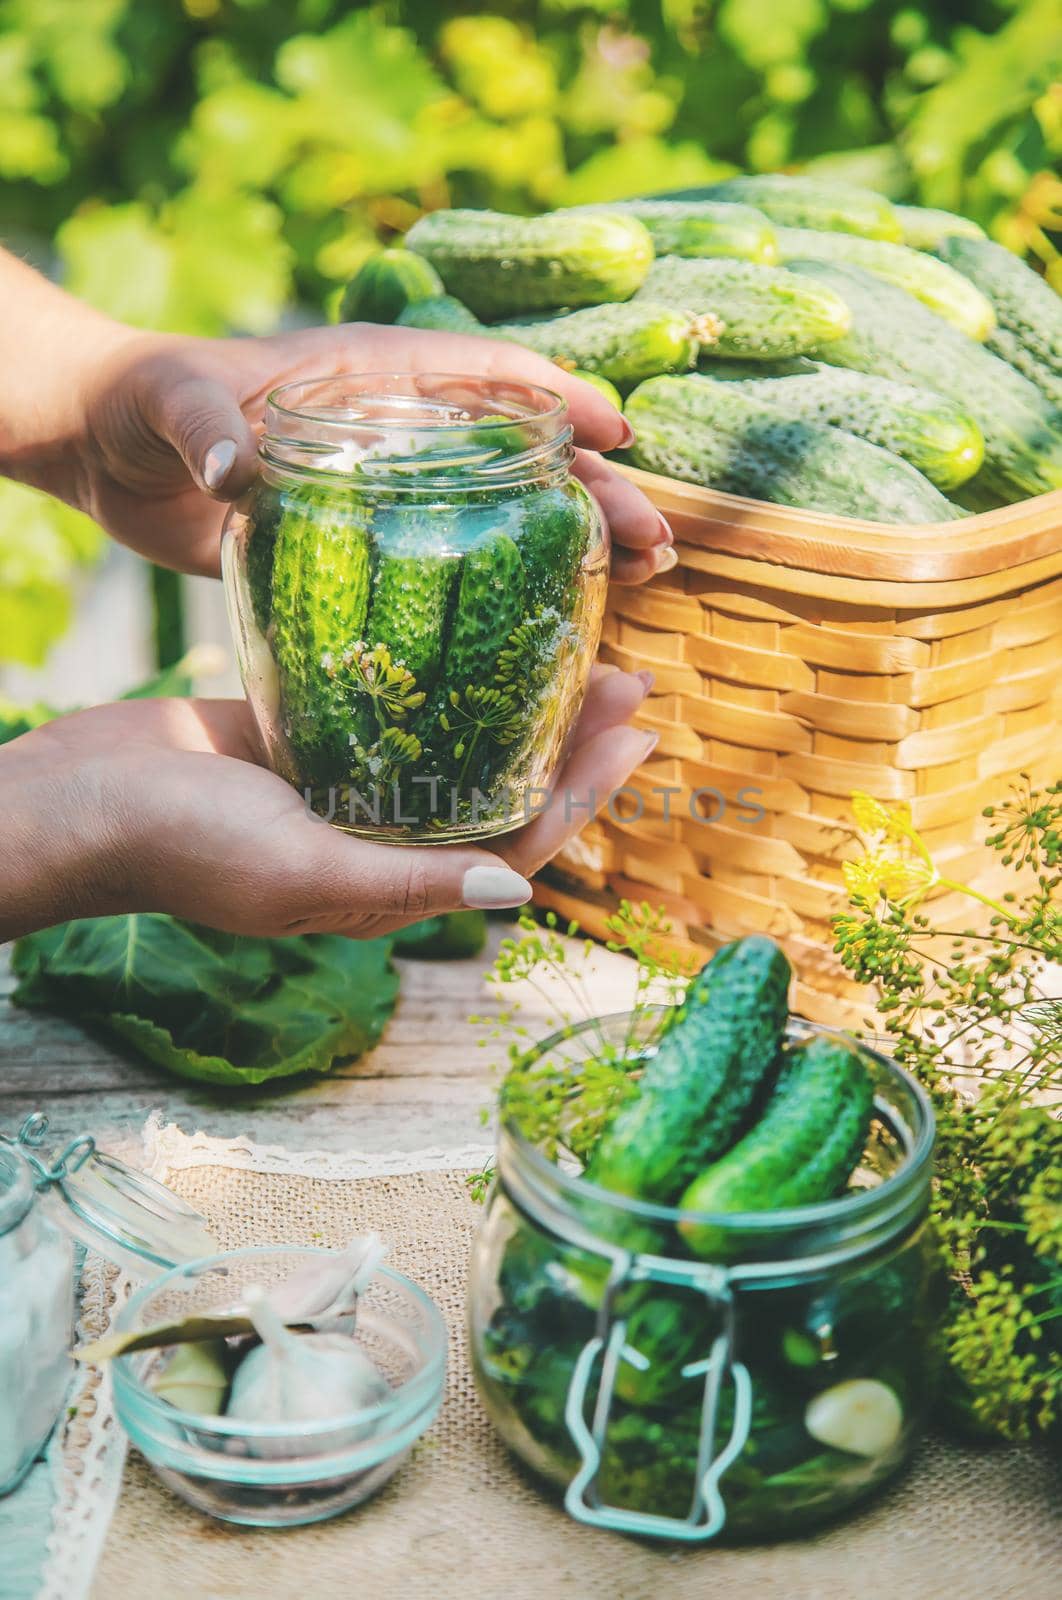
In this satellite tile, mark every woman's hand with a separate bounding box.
[75,321,673,587]
[0,667,654,943]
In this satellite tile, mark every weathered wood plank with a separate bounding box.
[0,925,639,1152]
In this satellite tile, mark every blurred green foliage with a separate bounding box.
[0,0,1059,665]
[2,0,1059,336]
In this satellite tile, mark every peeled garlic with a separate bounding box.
[150,1340,229,1416]
[227,1286,390,1453]
[805,1378,903,1458]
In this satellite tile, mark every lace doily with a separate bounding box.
[35,1115,495,1600]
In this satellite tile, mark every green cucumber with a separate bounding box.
[270,484,374,783]
[339,248,445,324]
[404,208,654,319]
[493,301,702,386]
[518,486,592,616]
[788,258,1062,501]
[564,198,778,264]
[934,236,1062,385]
[774,227,996,341]
[635,257,851,360]
[445,530,526,692]
[244,481,283,633]
[693,361,984,490]
[678,1035,874,1258]
[570,369,623,409]
[586,936,792,1204]
[363,512,460,691]
[625,374,962,524]
[402,297,701,387]
[396,294,483,334]
[985,326,1062,409]
[701,176,902,241]
[894,205,985,251]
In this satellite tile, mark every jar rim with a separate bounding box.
[266,372,567,432]
[261,372,573,491]
[498,1011,935,1273]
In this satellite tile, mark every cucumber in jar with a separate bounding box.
[269,482,375,784]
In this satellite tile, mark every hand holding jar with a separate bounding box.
[0,248,667,941]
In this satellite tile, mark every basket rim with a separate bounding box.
[617,465,1062,592]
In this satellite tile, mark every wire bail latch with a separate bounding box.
[563,1253,752,1541]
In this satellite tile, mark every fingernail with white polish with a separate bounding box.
[657,513,674,545]
[656,546,679,574]
[617,419,636,449]
[462,864,533,909]
[636,669,655,695]
[202,438,238,492]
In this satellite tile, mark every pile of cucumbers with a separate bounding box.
[527,934,875,1238]
[343,174,1062,523]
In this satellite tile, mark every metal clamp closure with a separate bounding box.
[563,1253,752,1541]
[8,1113,96,1189]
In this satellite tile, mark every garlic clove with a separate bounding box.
[226,1286,390,1456]
[804,1378,904,1458]
[150,1340,229,1416]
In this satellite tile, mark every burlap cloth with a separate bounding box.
[84,1157,1058,1600]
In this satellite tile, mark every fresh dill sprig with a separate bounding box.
[465,902,691,1199]
[834,774,1061,1443]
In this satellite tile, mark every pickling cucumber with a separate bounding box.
[518,486,593,616]
[493,301,704,386]
[402,295,703,387]
[985,326,1062,410]
[894,205,985,251]
[569,369,623,409]
[701,175,902,241]
[624,374,962,524]
[678,1035,874,1258]
[586,936,791,1203]
[635,257,850,360]
[695,361,984,490]
[404,208,654,319]
[564,198,778,264]
[774,227,996,341]
[444,530,526,692]
[363,513,460,691]
[270,484,374,781]
[339,248,445,324]
[396,294,484,334]
[788,259,1062,501]
[934,236,1062,387]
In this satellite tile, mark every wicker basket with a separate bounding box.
[537,472,1062,1025]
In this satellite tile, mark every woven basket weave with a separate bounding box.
[537,471,1062,1025]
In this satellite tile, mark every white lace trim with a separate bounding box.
[36,1115,494,1600]
[140,1110,495,1182]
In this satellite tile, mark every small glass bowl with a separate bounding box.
[111,1245,447,1527]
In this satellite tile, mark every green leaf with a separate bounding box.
[276,10,447,201]
[393,910,488,960]
[58,189,293,334]
[557,135,732,207]
[0,480,102,666]
[12,915,399,1086]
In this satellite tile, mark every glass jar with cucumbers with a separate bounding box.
[468,936,943,1542]
[222,374,608,844]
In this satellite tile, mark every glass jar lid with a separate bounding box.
[1,1112,217,1276]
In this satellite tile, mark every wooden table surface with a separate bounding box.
[0,927,639,1157]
